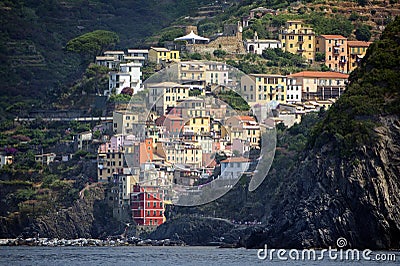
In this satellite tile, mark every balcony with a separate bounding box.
[333,48,340,55]
[297,48,305,53]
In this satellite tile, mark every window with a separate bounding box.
[290,44,293,48]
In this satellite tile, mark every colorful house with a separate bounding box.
[347,41,372,72]
[131,184,165,226]
[316,35,348,73]
[241,74,287,104]
[287,71,349,101]
[148,47,180,64]
[279,20,315,63]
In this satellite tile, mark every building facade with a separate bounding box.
[241,74,287,104]
[148,47,180,64]
[287,71,349,101]
[347,41,371,72]
[279,20,315,63]
[316,35,348,73]
[131,184,165,226]
[244,32,281,55]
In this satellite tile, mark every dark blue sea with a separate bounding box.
[0,246,398,265]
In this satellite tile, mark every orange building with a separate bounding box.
[132,138,154,167]
[316,35,348,73]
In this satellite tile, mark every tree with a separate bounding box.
[315,52,325,62]
[355,25,371,41]
[66,30,119,58]
[213,49,227,58]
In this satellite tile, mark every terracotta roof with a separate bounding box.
[347,41,372,47]
[288,71,349,79]
[250,73,286,78]
[237,115,256,121]
[320,35,346,39]
[221,157,251,163]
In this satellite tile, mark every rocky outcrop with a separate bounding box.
[150,216,263,246]
[245,115,400,249]
[23,184,126,239]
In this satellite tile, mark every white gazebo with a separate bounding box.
[174,31,209,44]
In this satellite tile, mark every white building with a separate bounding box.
[0,154,13,168]
[107,62,142,95]
[205,62,229,86]
[220,157,250,179]
[286,76,302,103]
[244,32,281,55]
[126,49,149,66]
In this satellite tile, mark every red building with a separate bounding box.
[131,184,165,226]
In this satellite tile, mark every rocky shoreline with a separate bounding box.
[0,237,185,247]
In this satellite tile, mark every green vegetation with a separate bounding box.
[214,90,250,111]
[262,48,308,67]
[0,0,218,119]
[213,49,227,58]
[66,30,119,58]
[355,24,372,41]
[108,94,132,103]
[310,16,400,156]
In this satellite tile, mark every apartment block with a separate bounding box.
[241,74,287,104]
[279,20,315,63]
[287,71,349,101]
[316,35,348,73]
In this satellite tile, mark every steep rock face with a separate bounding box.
[26,185,124,239]
[250,116,400,249]
[150,217,234,245]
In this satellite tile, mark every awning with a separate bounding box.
[174,31,209,44]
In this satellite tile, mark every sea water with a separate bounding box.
[0,246,398,265]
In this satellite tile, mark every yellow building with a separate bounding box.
[147,82,190,114]
[225,116,260,148]
[241,74,287,104]
[149,47,180,64]
[164,143,203,168]
[279,20,315,63]
[347,41,372,72]
[178,61,207,85]
[184,117,211,134]
[113,111,140,135]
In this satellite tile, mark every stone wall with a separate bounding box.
[187,36,246,55]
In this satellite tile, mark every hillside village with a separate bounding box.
[1,0,398,236]
[79,17,373,232]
